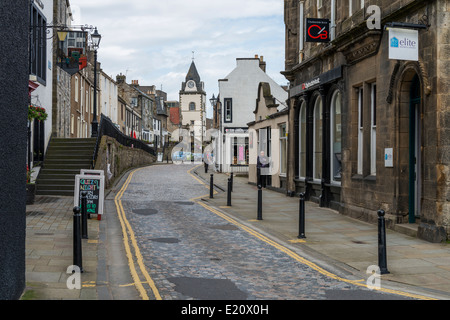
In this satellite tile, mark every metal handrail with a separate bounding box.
[92,114,156,168]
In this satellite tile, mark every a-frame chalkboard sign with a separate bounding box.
[74,172,105,221]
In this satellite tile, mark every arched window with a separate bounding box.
[189,102,196,111]
[298,100,307,178]
[330,90,342,183]
[313,95,322,180]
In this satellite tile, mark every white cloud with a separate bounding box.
[70,0,287,110]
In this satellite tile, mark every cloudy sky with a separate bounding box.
[71,0,287,117]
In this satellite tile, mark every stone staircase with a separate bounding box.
[35,138,97,196]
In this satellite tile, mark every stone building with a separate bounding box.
[179,61,207,145]
[283,0,450,242]
[70,49,99,138]
[52,0,73,138]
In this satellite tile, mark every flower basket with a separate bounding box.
[28,105,48,122]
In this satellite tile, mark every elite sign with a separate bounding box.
[306,18,330,43]
[388,28,419,61]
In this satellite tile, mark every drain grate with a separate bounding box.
[168,277,247,300]
[149,238,180,244]
[133,209,158,215]
[209,224,239,231]
[174,201,194,206]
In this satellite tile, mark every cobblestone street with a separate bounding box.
[111,164,413,300]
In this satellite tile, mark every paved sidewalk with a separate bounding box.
[24,196,100,300]
[23,170,140,300]
[195,165,450,300]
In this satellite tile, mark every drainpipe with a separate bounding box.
[299,0,304,62]
[331,0,336,41]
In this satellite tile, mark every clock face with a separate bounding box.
[187,81,195,88]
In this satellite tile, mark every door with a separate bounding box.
[409,75,421,223]
[33,120,45,164]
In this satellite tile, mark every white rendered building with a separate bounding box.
[217,55,288,173]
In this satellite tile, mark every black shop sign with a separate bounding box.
[306,18,330,43]
[74,174,105,219]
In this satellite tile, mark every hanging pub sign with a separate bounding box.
[57,31,89,75]
[388,28,419,61]
[74,174,105,220]
[306,18,330,43]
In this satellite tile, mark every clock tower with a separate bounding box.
[179,60,207,144]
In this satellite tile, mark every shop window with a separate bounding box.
[29,3,47,84]
[232,137,249,165]
[313,96,323,180]
[357,87,363,175]
[224,98,232,123]
[299,101,307,178]
[331,91,342,182]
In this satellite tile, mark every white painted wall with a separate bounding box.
[100,72,118,124]
[218,58,288,128]
[30,0,54,156]
[217,57,288,172]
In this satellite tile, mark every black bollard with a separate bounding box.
[227,178,232,206]
[257,184,263,220]
[298,193,306,239]
[377,210,389,274]
[210,174,214,199]
[230,172,233,192]
[73,206,83,273]
[81,191,88,239]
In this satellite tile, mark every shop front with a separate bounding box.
[288,66,343,210]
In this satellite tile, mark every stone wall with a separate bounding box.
[94,135,156,189]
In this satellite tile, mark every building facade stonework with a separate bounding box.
[283,0,450,242]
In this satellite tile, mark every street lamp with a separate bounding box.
[91,28,101,137]
[210,94,217,126]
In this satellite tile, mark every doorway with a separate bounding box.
[408,74,421,223]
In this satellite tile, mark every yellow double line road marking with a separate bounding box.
[188,166,437,301]
[114,167,162,300]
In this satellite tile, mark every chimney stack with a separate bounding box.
[116,73,126,84]
[259,55,266,73]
